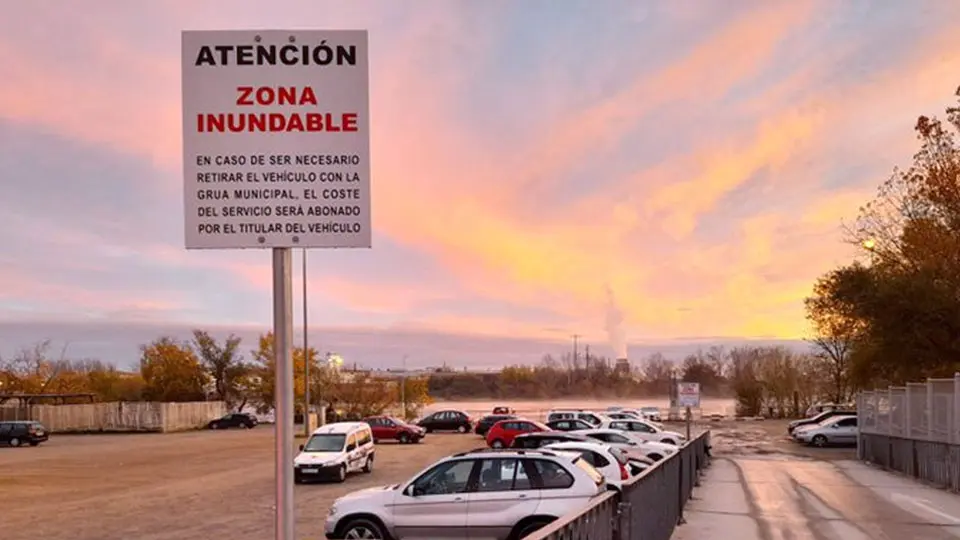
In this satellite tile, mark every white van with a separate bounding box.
[294,422,375,484]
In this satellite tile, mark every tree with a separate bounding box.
[641,353,675,395]
[249,332,320,413]
[805,270,861,402]
[140,337,208,402]
[192,330,250,408]
[811,87,960,386]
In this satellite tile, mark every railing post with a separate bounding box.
[953,373,960,444]
[616,501,631,540]
[677,454,686,525]
[927,378,935,441]
[904,385,912,437]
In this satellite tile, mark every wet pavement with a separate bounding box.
[672,457,960,539]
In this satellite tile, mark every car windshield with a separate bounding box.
[388,417,407,425]
[303,434,346,452]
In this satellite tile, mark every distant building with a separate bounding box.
[614,357,630,375]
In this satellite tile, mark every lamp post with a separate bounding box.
[302,248,310,437]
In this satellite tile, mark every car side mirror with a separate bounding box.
[299,444,304,451]
[405,484,423,497]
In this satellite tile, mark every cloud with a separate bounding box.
[3,1,960,363]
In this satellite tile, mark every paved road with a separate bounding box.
[673,456,960,540]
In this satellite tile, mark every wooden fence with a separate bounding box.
[0,401,225,433]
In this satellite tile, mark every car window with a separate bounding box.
[357,429,372,445]
[346,433,358,449]
[513,436,538,448]
[414,459,476,495]
[608,433,631,444]
[0,424,10,434]
[634,422,655,433]
[303,433,346,452]
[588,450,610,468]
[529,459,574,489]
[476,458,523,492]
[836,418,857,427]
[610,421,629,430]
[503,422,519,430]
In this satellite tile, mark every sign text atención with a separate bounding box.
[181,30,371,249]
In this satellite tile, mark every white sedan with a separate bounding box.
[599,418,684,445]
[578,428,678,461]
[543,441,635,490]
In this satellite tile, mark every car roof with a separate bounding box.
[543,440,615,452]
[311,422,368,435]
[516,430,587,438]
[820,414,857,424]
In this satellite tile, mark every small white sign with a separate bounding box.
[678,382,701,408]
[181,30,371,249]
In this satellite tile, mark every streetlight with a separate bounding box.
[862,238,876,250]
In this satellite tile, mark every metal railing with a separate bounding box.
[858,375,960,491]
[523,431,711,540]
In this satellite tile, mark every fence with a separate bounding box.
[0,401,226,433]
[523,430,711,540]
[858,374,960,491]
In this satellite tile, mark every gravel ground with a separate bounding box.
[0,428,481,540]
[663,418,858,461]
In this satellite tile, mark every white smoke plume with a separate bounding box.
[604,285,628,359]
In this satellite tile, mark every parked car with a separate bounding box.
[579,428,678,461]
[793,415,858,447]
[804,402,852,418]
[207,412,257,430]
[546,418,594,432]
[787,409,856,435]
[475,414,518,436]
[364,415,425,444]
[492,406,514,415]
[510,431,592,449]
[417,410,473,433]
[0,420,48,447]
[323,447,610,540]
[294,422,375,484]
[546,409,607,427]
[639,407,663,422]
[542,441,633,490]
[600,418,685,445]
[486,419,550,448]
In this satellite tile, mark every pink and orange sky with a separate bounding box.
[2,1,959,368]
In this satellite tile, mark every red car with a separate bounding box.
[485,419,549,448]
[364,416,426,444]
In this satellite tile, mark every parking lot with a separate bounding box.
[1,428,480,540]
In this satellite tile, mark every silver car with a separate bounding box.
[793,415,858,447]
[324,448,608,539]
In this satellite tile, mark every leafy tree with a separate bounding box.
[249,332,321,413]
[140,337,208,402]
[192,330,250,408]
[806,86,960,386]
[804,270,861,401]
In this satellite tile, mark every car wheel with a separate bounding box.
[398,432,410,444]
[812,435,828,447]
[457,425,468,433]
[491,439,505,449]
[336,464,347,483]
[9,437,21,447]
[647,453,663,461]
[341,517,387,539]
[363,456,374,473]
[29,442,39,447]
[210,423,219,430]
[512,518,554,539]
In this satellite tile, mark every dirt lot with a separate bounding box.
[0,428,481,540]
[665,418,859,461]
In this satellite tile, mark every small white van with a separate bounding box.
[294,422,375,484]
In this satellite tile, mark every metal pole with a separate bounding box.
[272,248,295,540]
[400,355,407,419]
[302,248,310,437]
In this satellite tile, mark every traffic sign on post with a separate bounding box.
[182,29,371,250]
[678,382,701,408]
[181,29,371,540]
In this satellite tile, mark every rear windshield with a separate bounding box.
[303,434,346,452]
[571,456,604,486]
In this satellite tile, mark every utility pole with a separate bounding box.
[400,354,408,420]
[302,248,310,437]
[572,334,580,364]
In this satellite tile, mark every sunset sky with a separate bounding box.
[2,1,959,367]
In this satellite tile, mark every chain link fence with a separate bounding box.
[858,374,960,491]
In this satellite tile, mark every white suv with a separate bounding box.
[579,428,678,461]
[545,409,607,427]
[324,448,609,540]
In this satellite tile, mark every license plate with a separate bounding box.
[302,468,318,474]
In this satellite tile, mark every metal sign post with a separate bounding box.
[272,248,294,540]
[181,29,371,540]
